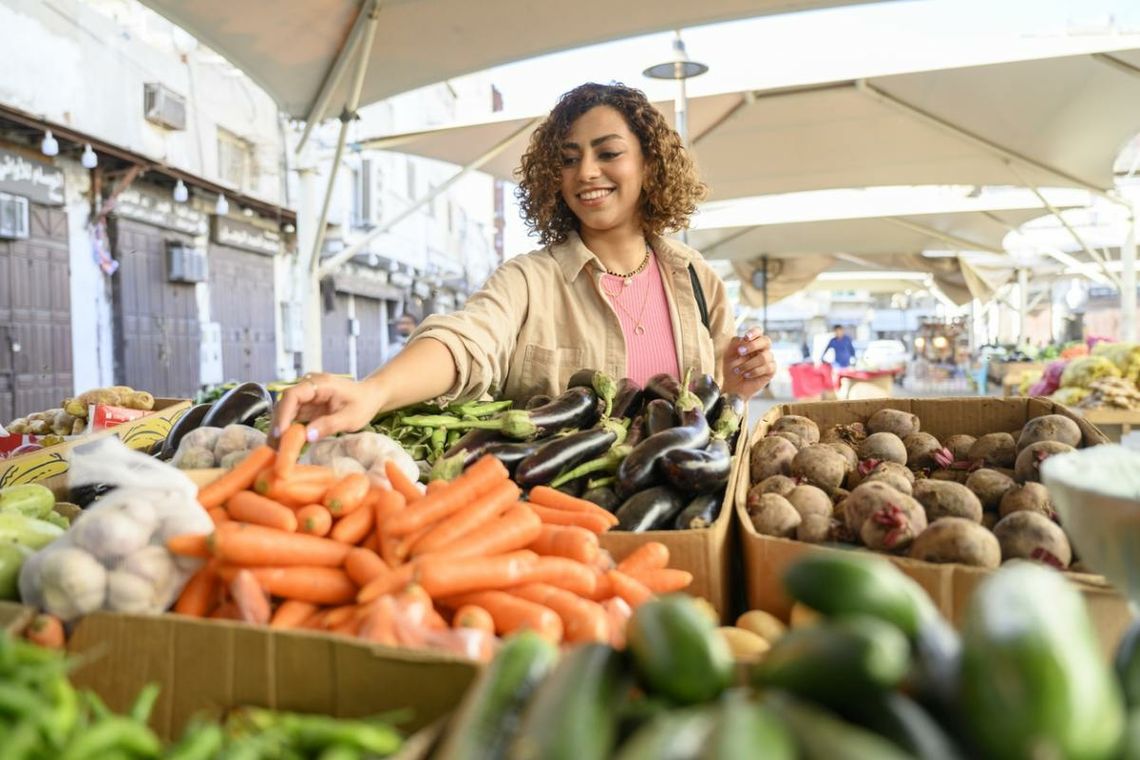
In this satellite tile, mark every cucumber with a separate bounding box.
[960,562,1125,760]
[0,484,55,519]
[0,542,31,600]
[613,706,715,760]
[510,643,630,760]
[765,693,915,760]
[752,616,910,705]
[0,513,65,549]
[626,595,733,705]
[700,690,795,760]
[1116,618,1140,708]
[1121,708,1140,760]
[839,691,968,760]
[434,631,558,760]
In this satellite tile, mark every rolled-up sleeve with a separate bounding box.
[409,258,530,405]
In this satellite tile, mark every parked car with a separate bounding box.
[859,339,909,375]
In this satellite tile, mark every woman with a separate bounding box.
[274,83,776,441]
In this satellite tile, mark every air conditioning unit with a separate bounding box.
[144,83,188,131]
[359,158,385,227]
[0,193,29,240]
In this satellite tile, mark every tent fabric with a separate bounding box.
[732,255,836,307]
[136,0,875,120]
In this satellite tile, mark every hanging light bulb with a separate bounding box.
[172,179,189,203]
[214,194,229,215]
[80,144,98,169]
[41,130,59,157]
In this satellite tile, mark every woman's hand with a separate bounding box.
[721,329,777,399]
[271,373,386,442]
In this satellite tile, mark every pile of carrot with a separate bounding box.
[166,424,693,657]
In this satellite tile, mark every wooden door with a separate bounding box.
[209,244,277,382]
[320,293,351,375]
[353,296,386,377]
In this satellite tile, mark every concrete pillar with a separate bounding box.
[1017,268,1029,345]
[1123,205,1137,343]
[293,151,324,373]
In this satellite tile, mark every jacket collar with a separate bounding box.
[551,229,697,283]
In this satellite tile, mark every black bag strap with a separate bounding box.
[688,263,710,332]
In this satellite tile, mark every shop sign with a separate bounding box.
[0,148,65,206]
[389,271,413,289]
[211,215,281,255]
[412,281,433,299]
[113,187,208,236]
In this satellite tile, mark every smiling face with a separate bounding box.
[559,105,647,240]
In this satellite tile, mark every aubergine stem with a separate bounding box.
[587,476,617,490]
[399,412,538,439]
[673,368,702,415]
[548,443,632,489]
[710,400,742,441]
[449,399,513,418]
[593,371,618,419]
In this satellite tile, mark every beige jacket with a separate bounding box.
[412,231,735,405]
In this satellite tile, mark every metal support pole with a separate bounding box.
[761,254,769,334]
[1124,205,1137,342]
[1017,268,1029,345]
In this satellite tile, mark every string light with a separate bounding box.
[215,194,229,215]
[172,179,189,203]
[40,130,59,157]
[80,144,98,169]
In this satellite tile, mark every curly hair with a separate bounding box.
[515,82,708,247]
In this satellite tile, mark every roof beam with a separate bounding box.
[878,216,1003,253]
[1092,52,1140,80]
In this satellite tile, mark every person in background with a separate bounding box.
[821,324,856,368]
[384,312,418,363]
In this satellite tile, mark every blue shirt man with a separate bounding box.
[822,325,856,368]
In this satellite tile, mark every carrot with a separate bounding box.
[344,547,389,587]
[166,533,210,558]
[410,479,521,557]
[274,423,307,479]
[586,567,613,602]
[174,562,220,617]
[615,542,670,575]
[527,503,613,534]
[198,445,276,509]
[227,491,298,532]
[626,567,693,594]
[24,614,65,649]
[331,500,375,544]
[384,455,509,537]
[209,522,351,567]
[217,566,357,605]
[296,504,333,537]
[207,507,230,526]
[603,597,632,648]
[384,459,423,502]
[512,556,598,598]
[323,473,372,516]
[256,465,336,494]
[330,615,361,637]
[262,473,331,508]
[426,480,449,494]
[425,607,448,630]
[229,569,272,625]
[357,562,416,604]
[527,525,600,565]
[321,604,360,629]
[416,550,537,598]
[395,522,438,562]
[606,569,653,608]
[428,504,544,559]
[452,605,494,633]
[393,584,434,646]
[270,600,319,629]
[509,583,609,644]
[527,486,620,526]
[442,590,563,642]
[211,602,241,620]
[359,596,399,645]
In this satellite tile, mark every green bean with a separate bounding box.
[59,716,161,760]
[166,722,225,760]
[129,682,161,725]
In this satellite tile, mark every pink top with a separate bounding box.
[600,251,681,385]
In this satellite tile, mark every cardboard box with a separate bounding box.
[0,600,32,634]
[599,407,750,621]
[0,399,191,488]
[737,397,1131,652]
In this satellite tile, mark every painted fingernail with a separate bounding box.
[737,346,748,356]
[733,367,742,375]
[306,427,319,442]
[744,371,755,379]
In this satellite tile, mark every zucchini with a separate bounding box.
[0,542,31,600]
[0,514,65,549]
[434,631,558,760]
[839,691,968,760]
[700,690,795,760]
[752,616,910,706]
[766,693,914,760]
[627,595,733,705]
[613,707,714,760]
[511,643,630,760]
[960,562,1125,760]
[1117,618,1140,708]
[0,484,55,519]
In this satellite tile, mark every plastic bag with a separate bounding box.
[18,437,212,621]
[302,431,420,491]
[1028,360,1069,397]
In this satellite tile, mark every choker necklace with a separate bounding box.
[604,244,652,287]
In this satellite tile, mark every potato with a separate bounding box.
[736,610,787,643]
[770,415,821,445]
[689,597,720,626]
[750,436,798,483]
[717,627,770,662]
[904,432,951,471]
[844,480,921,537]
[174,445,217,469]
[908,517,1001,568]
[1014,441,1077,483]
[787,484,833,518]
[967,433,1017,469]
[999,482,1054,519]
[981,512,998,530]
[796,514,834,543]
[867,408,920,438]
[929,469,970,484]
[859,494,927,552]
[912,480,983,523]
[770,431,805,449]
[125,391,156,411]
[857,432,907,466]
[749,493,801,538]
[862,461,915,495]
[992,511,1072,568]
[942,434,976,462]
[965,468,1017,510]
[790,603,821,629]
[753,475,797,498]
[1017,414,1082,451]
[820,422,868,446]
[791,445,848,493]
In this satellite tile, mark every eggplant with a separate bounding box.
[615,387,710,499]
[566,369,618,417]
[200,382,273,429]
[645,399,676,437]
[714,393,746,449]
[442,428,508,467]
[158,402,212,460]
[625,414,647,449]
[483,440,542,478]
[688,373,721,417]
[581,485,622,512]
[673,493,722,530]
[644,373,682,403]
[69,483,116,509]
[611,378,645,420]
[525,394,552,410]
[567,368,601,390]
[661,438,733,494]
[514,421,623,488]
[516,386,598,433]
[614,486,687,532]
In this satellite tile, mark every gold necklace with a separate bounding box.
[603,244,652,287]
[602,250,653,336]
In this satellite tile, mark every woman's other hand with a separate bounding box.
[722,329,777,398]
[271,373,385,443]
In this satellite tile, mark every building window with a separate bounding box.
[217,128,259,192]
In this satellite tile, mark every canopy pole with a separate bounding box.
[880,216,1002,253]
[1017,268,1029,345]
[318,116,541,278]
[854,80,1124,208]
[1124,205,1137,343]
[981,211,1114,287]
[295,0,380,154]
